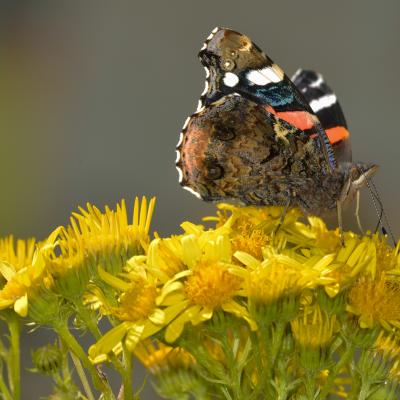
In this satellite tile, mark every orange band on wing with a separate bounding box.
[264,106,349,144]
[264,106,315,131]
[275,111,315,130]
[325,126,350,144]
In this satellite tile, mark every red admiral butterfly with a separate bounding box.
[176,28,377,223]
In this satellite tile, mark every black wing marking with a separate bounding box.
[292,69,352,163]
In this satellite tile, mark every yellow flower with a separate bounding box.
[231,247,337,303]
[88,263,182,363]
[154,231,256,343]
[291,306,337,348]
[0,236,36,273]
[42,197,156,302]
[348,275,400,329]
[59,197,155,267]
[0,229,59,316]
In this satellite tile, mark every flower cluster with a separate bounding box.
[1,198,400,399]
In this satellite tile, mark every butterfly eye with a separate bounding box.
[221,59,235,71]
[206,164,224,180]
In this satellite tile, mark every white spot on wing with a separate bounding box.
[309,94,337,112]
[246,65,283,86]
[196,99,205,113]
[223,72,239,87]
[182,117,190,130]
[211,27,219,33]
[175,150,181,163]
[176,131,184,147]
[183,186,202,199]
[204,66,210,78]
[201,80,209,95]
[200,42,207,50]
[176,166,183,183]
[309,74,324,88]
[291,68,302,82]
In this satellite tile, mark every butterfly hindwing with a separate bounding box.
[176,95,335,208]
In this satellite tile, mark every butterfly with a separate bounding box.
[176,27,377,224]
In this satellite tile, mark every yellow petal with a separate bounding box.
[312,254,336,272]
[148,308,165,325]
[0,262,16,281]
[222,300,257,331]
[325,283,340,298]
[89,321,132,359]
[125,324,145,352]
[0,298,15,309]
[181,235,202,268]
[347,242,367,268]
[163,300,190,323]
[216,234,232,262]
[159,292,186,306]
[191,306,212,325]
[180,221,204,236]
[164,305,199,343]
[336,238,358,263]
[14,294,28,317]
[141,320,165,340]
[234,251,260,269]
[156,280,185,305]
[98,265,130,291]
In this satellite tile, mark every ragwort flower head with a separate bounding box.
[153,226,256,343]
[291,306,337,348]
[348,275,400,329]
[46,197,156,300]
[0,229,59,317]
[88,260,183,363]
[58,197,155,274]
[0,235,36,273]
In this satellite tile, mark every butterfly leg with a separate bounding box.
[355,190,364,234]
[336,200,344,245]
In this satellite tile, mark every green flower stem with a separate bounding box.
[55,323,115,399]
[7,313,21,400]
[258,322,286,398]
[221,336,242,400]
[248,331,265,400]
[270,321,286,366]
[318,343,355,399]
[74,300,102,340]
[121,343,134,400]
[70,351,95,400]
[304,370,318,400]
[357,381,373,400]
[0,374,12,400]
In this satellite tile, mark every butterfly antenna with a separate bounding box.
[368,178,395,243]
[358,167,396,245]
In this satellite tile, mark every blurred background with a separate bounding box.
[0,1,399,398]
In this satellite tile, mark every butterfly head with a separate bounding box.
[198,28,268,104]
